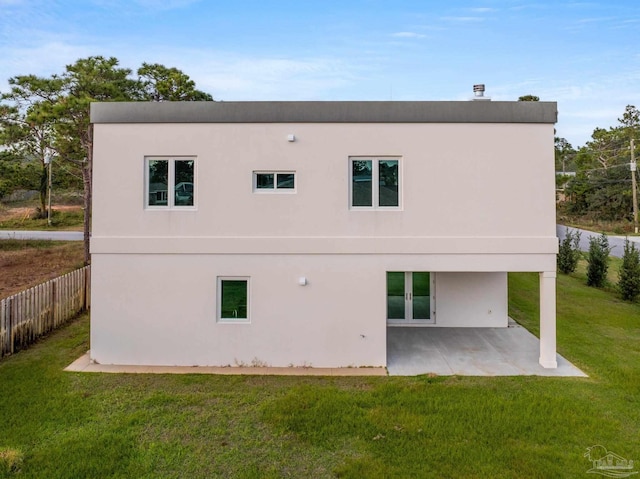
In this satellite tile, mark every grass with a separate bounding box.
[0,449,23,476]
[0,209,83,230]
[0,273,639,477]
[0,239,56,251]
[557,212,639,236]
[570,255,639,303]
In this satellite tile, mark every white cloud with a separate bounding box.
[440,16,484,23]
[90,0,200,11]
[0,40,94,85]
[469,7,496,13]
[181,55,357,100]
[391,32,426,39]
[0,27,362,101]
[133,0,200,10]
[100,43,361,100]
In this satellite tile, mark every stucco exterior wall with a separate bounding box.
[89,102,557,367]
[433,272,507,327]
[92,122,556,244]
[90,256,509,367]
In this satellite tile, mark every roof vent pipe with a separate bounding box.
[471,84,491,101]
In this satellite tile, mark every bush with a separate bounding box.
[586,233,610,288]
[618,239,640,301]
[557,228,581,274]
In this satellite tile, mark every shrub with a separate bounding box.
[557,228,581,274]
[618,238,640,301]
[586,233,610,288]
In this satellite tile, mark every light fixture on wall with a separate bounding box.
[298,277,307,286]
[287,134,296,142]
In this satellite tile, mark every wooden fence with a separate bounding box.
[0,265,90,358]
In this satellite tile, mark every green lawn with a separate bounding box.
[0,239,58,251]
[1,272,639,478]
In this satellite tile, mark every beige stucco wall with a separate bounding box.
[90,256,509,367]
[90,119,556,367]
[91,122,556,245]
[434,272,507,327]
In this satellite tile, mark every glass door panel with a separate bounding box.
[386,272,405,319]
[412,272,431,320]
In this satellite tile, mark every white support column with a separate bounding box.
[539,271,557,368]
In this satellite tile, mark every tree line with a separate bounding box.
[0,56,213,263]
[556,105,640,222]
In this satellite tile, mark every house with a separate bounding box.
[89,100,559,369]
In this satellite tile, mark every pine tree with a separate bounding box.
[618,239,640,301]
[557,228,581,274]
[586,233,610,288]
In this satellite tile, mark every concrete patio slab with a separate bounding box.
[66,321,586,378]
[65,352,388,376]
[387,321,587,377]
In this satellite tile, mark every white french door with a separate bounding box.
[387,272,435,325]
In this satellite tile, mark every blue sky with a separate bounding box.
[1,0,639,147]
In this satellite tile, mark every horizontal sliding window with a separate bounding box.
[254,171,296,192]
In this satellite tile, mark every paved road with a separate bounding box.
[0,230,83,241]
[556,225,640,259]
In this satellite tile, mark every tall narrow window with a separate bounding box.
[146,157,195,208]
[378,159,399,207]
[147,159,169,206]
[218,277,249,322]
[352,160,372,207]
[350,157,400,208]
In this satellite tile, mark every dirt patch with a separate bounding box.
[0,205,81,222]
[0,242,85,299]
[0,207,33,223]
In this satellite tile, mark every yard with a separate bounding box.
[0,268,638,478]
[0,204,83,231]
[0,240,84,299]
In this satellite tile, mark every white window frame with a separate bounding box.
[252,171,296,193]
[217,276,251,323]
[145,156,197,209]
[349,156,401,210]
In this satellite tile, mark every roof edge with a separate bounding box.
[90,101,558,124]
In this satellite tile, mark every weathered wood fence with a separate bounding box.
[0,265,90,358]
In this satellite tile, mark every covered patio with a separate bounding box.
[386,320,586,377]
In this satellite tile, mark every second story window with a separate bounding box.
[350,157,400,209]
[146,157,195,208]
[253,171,296,192]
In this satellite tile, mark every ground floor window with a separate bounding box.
[387,272,434,324]
[217,277,249,322]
